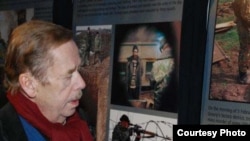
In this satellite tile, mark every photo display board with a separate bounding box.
[73,0,184,140]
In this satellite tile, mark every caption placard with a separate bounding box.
[173,125,250,140]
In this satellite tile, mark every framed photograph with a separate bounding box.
[108,108,176,141]
[75,24,112,139]
[200,0,250,124]
[110,22,181,113]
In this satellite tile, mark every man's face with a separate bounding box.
[133,49,138,57]
[120,121,129,128]
[34,40,85,123]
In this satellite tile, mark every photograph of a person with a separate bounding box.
[75,25,111,67]
[111,22,181,113]
[75,25,112,140]
[209,0,250,103]
[109,109,176,141]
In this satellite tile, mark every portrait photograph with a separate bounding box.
[110,21,181,113]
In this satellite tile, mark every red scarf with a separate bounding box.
[7,92,94,141]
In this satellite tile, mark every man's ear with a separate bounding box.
[19,73,37,98]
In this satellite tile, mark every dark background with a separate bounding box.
[178,0,209,124]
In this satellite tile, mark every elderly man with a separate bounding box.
[0,20,93,141]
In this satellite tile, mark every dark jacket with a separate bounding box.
[0,103,28,141]
[0,103,50,141]
[0,103,93,141]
